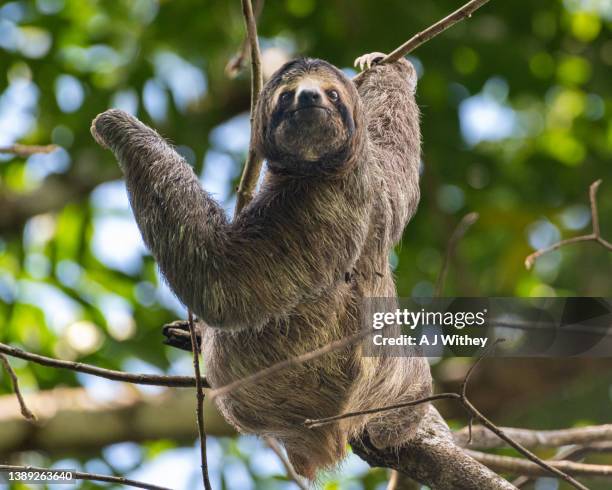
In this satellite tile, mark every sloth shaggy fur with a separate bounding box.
[91,54,432,480]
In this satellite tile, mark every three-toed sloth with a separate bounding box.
[91,52,432,480]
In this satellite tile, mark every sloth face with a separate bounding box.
[255,58,361,175]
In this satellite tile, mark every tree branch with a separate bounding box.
[353,0,492,83]
[525,179,611,269]
[235,0,264,213]
[513,443,612,488]
[455,424,612,450]
[225,0,265,78]
[0,464,170,490]
[0,342,208,388]
[0,388,233,457]
[189,312,212,490]
[0,144,58,157]
[0,354,36,422]
[350,406,516,490]
[467,450,612,478]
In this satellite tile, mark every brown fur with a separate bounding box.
[91,55,432,481]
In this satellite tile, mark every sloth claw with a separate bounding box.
[354,52,387,71]
[162,319,202,352]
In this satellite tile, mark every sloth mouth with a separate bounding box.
[290,105,329,115]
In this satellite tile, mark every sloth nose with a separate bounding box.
[297,89,322,107]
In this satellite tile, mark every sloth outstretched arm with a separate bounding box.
[91,109,367,329]
[354,53,421,243]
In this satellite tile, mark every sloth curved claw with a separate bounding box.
[354,52,387,71]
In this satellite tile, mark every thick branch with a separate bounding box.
[525,179,611,269]
[0,388,233,457]
[351,406,516,490]
[0,342,208,388]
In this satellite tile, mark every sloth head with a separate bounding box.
[253,58,365,177]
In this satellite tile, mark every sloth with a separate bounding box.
[91,52,432,480]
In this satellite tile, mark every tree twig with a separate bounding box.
[0,465,170,490]
[189,311,212,490]
[225,0,264,78]
[353,0,492,83]
[525,179,610,269]
[0,342,208,388]
[0,354,36,422]
[264,436,308,490]
[435,212,479,297]
[0,144,58,157]
[235,0,264,214]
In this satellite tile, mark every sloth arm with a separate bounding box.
[91,109,366,329]
[355,58,422,242]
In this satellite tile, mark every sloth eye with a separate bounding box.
[279,91,294,105]
[327,90,339,102]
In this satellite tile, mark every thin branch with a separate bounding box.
[304,393,461,429]
[0,144,59,157]
[235,0,264,214]
[0,354,36,422]
[264,436,308,490]
[0,465,170,490]
[525,179,611,270]
[353,0,492,82]
[467,450,612,478]
[435,212,479,297]
[460,398,587,489]
[189,311,212,490]
[225,0,264,78]
[455,424,612,450]
[514,443,612,488]
[0,342,208,388]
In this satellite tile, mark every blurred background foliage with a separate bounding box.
[0,0,610,489]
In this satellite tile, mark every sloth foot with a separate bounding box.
[354,52,386,71]
[162,319,202,352]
